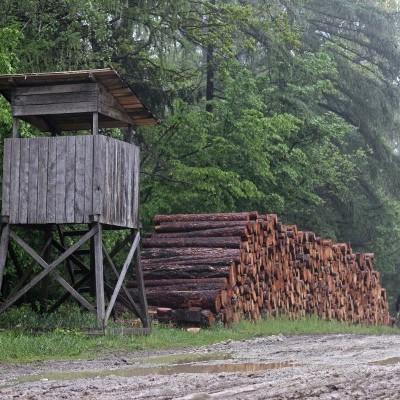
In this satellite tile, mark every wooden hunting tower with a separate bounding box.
[0,68,156,331]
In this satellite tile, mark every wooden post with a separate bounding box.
[92,112,99,135]
[134,236,151,328]
[0,223,10,293]
[94,222,105,329]
[12,117,19,138]
[126,124,134,144]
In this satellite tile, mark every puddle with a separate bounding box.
[16,360,296,384]
[372,357,400,366]
[134,352,231,365]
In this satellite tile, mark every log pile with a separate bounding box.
[129,212,392,326]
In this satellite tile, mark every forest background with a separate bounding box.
[1,0,400,312]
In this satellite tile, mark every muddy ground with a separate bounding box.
[1,333,400,399]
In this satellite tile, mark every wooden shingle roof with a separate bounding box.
[0,68,156,132]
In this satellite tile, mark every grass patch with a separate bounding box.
[0,305,398,363]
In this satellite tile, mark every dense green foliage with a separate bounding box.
[1,0,400,310]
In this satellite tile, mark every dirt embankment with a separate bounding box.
[1,334,400,399]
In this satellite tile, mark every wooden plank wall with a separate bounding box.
[2,136,139,228]
[11,83,98,116]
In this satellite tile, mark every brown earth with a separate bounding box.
[1,333,400,399]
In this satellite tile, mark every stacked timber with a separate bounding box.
[128,212,392,326]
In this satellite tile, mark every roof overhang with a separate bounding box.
[0,68,157,132]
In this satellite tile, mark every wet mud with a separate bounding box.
[1,333,400,399]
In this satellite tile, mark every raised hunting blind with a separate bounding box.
[0,68,156,331]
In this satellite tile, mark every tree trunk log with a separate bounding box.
[143,236,242,249]
[153,212,258,223]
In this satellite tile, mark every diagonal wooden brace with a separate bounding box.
[0,226,98,314]
[102,242,142,319]
[0,224,10,294]
[104,232,140,324]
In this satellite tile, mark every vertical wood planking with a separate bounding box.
[55,137,67,223]
[2,135,139,227]
[47,138,57,223]
[93,135,105,216]
[116,141,122,225]
[28,139,39,224]
[125,143,133,228]
[65,136,76,223]
[9,139,21,224]
[74,136,85,223]
[111,139,117,224]
[27,139,39,224]
[133,146,140,228]
[2,139,12,218]
[83,136,94,223]
[37,138,49,224]
[18,139,30,224]
[104,137,114,225]
[121,143,127,226]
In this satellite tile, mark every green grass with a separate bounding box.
[0,305,398,363]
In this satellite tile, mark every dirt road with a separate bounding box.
[1,334,400,399]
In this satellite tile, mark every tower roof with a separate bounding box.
[0,68,156,132]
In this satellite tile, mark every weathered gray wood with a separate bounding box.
[99,85,135,126]
[94,223,105,328]
[92,135,105,216]
[49,270,97,314]
[9,139,20,223]
[116,142,122,225]
[134,240,151,328]
[83,136,94,223]
[0,224,10,293]
[103,137,113,224]
[51,238,140,316]
[121,143,128,226]
[36,137,49,224]
[27,139,39,224]
[74,136,85,223]
[13,92,97,106]
[7,235,53,299]
[12,117,19,138]
[55,137,66,223]
[65,136,76,223]
[132,146,140,228]
[1,139,12,218]
[3,136,139,228]
[102,242,142,317]
[46,137,57,223]
[56,225,75,284]
[17,139,29,224]
[14,83,97,96]
[0,226,98,314]
[104,231,140,324]
[92,112,99,135]
[126,143,133,227]
[13,102,97,117]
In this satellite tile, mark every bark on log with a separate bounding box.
[142,236,242,249]
[154,212,258,223]
[141,247,239,260]
[127,277,227,288]
[153,226,249,238]
[155,221,252,233]
[139,212,392,327]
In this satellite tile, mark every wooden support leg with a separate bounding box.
[0,224,10,294]
[104,232,140,325]
[94,223,105,329]
[134,238,151,328]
